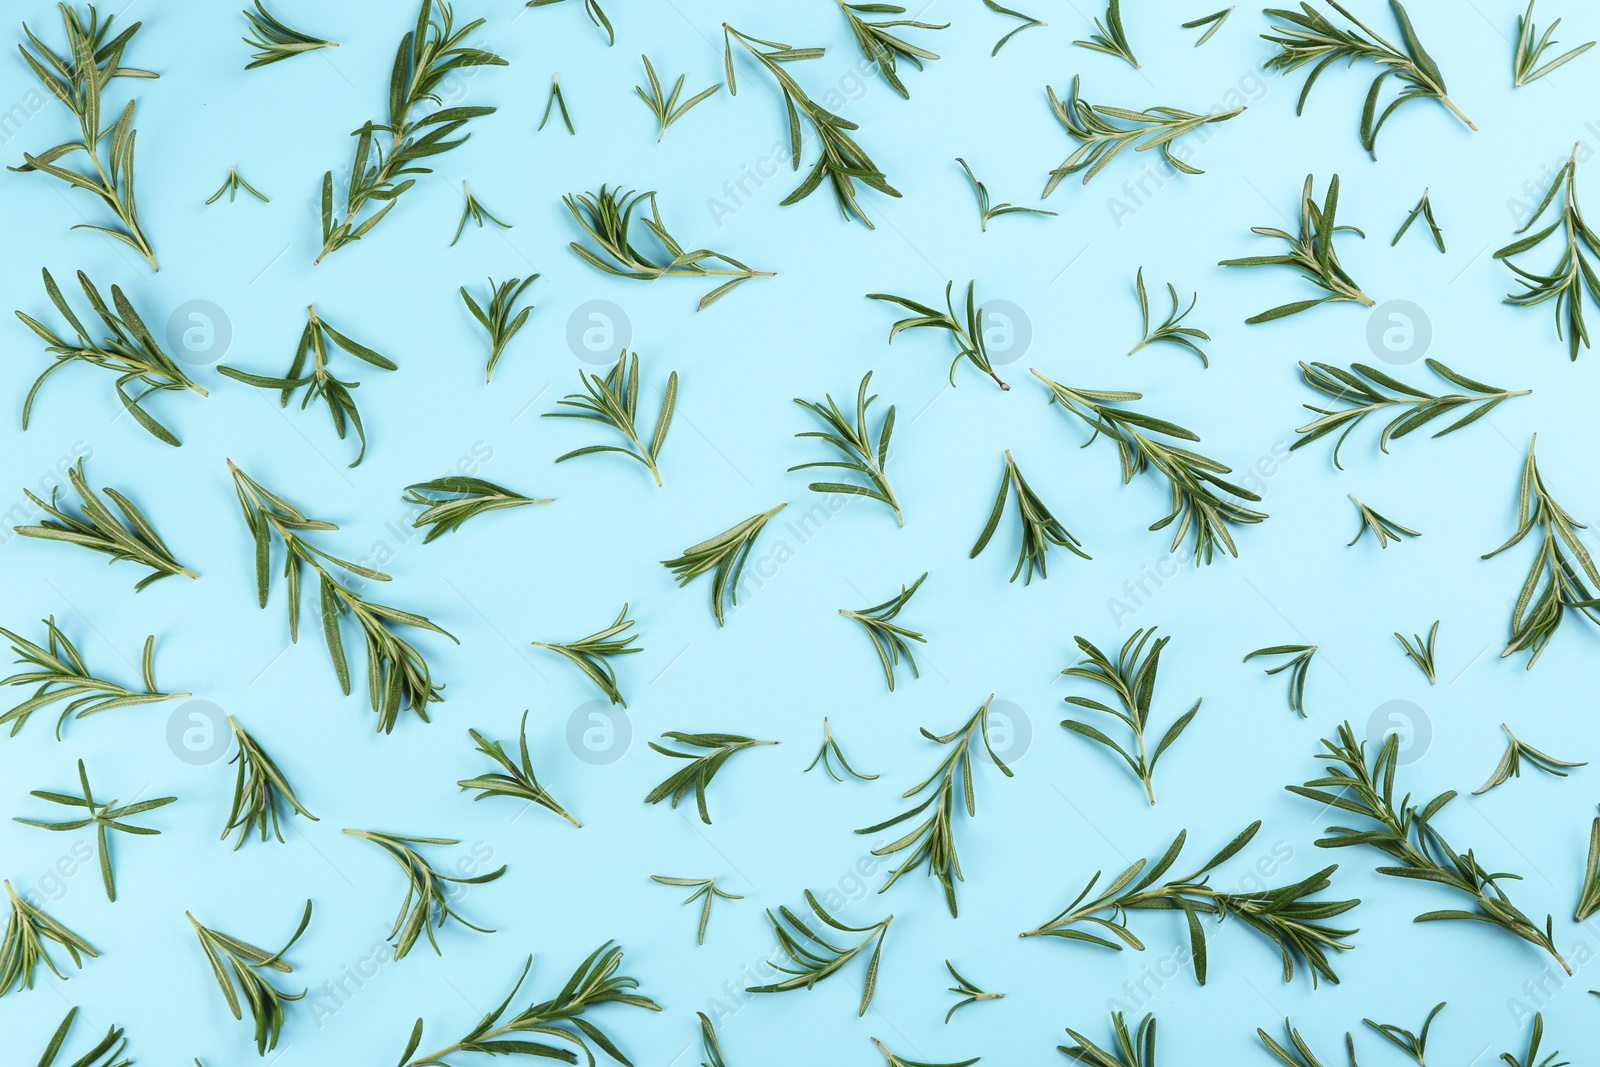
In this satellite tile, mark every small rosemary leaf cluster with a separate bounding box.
[1495,144,1600,360]
[943,960,1003,1022]
[649,875,741,945]
[870,281,1011,389]
[15,460,196,590]
[1364,1002,1444,1063]
[1044,77,1241,193]
[804,717,878,782]
[1219,174,1373,322]
[840,573,927,691]
[872,1037,977,1067]
[984,0,1045,55]
[221,716,318,848]
[790,372,901,523]
[459,711,580,827]
[188,901,312,1055]
[1473,723,1585,795]
[1060,1011,1154,1067]
[404,478,550,543]
[1245,644,1316,717]
[538,75,574,135]
[449,181,509,245]
[206,166,269,204]
[242,2,337,68]
[31,1008,128,1067]
[1578,811,1600,921]
[1074,0,1139,67]
[2,878,97,995]
[1184,8,1235,47]
[971,450,1089,583]
[745,890,892,1015]
[1393,621,1438,682]
[956,158,1056,231]
[460,276,537,382]
[1391,189,1444,251]
[1513,1,1594,85]
[528,0,614,46]
[531,605,641,706]
[343,830,505,960]
[1128,268,1209,365]
[0,617,188,738]
[635,55,719,141]
[836,2,946,99]
[15,759,175,902]
[661,505,787,625]
[547,350,677,486]
[645,732,777,823]
[1347,495,1419,548]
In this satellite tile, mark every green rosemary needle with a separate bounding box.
[1495,143,1599,360]
[242,2,337,68]
[1184,8,1235,46]
[804,717,878,781]
[1244,644,1316,717]
[745,890,891,1016]
[1474,723,1585,795]
[649,875,742,945]
[450,181,510,245]
[1364,1001,1444,1064]
[1075,0,1139,66]
[1500,1013,1565,1067]
[1348,495,1419,548]
[1257,1020,1342,1067]
[343,829,505,960]
[31,1008,127,1067]
[956,158,1056,231]
[222,716,317,848]
[1,879,96,996]
[645,732,777,824]
[527,0,614,46]
[1219,174,1373,322]
[971,449,1089,583]
[698,1012,727,1067]
[15,460,196,589]
[1060,1012,1155,1066]
[841,574,926,692]
[459,275,536,382]
[836,2,945,99]
[0,618,188,738]
[985,0,1045,54]
[1578,812,1600,920]
[1128,268,1209,365]
[206,166,269,204]
[15,759,174,902]
[635,55,719,140]
[869,281,1010,389]
[1044,77,1243,193]
[538,73,574,134]
[1514,1,1594,85]
[943,960,1003,1023]
[404,477,551,543]
[872,1038,977,1067]
[531,605,640,706]
[1394,621,1438,683]
[546,349,677,486]
[790,372,901,523]
[661,504,787,626]
[459,711,579,827]
[1392,189,1444,251]
[187,901,311,1056]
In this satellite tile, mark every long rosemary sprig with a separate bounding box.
[14,460,196,589]
[1514,1,1594,85]
[1,878,97,996]
[790,372,901,523]
[836,2,945,99]
[870,281,1010,389]
[188,901,311,1055]
[405,477,550,543]
[460,276,536,382]
[221,716,317,848]
[531,605,641,706]
[649,875,742,944]
[1044,76,1242,193]
[645,732,777,823]
[0,618,188,738]
[1495,144,1600,360]
[970,449,1089,583]
[459,711,580,827]
[1219,174,1373,322]
[661,505,787,625]
[343,829,505,960]
[15,759,174,902]
[634,55,719,140]
[546,349,677,486]
[840,574,926,691]
[745,890,892,1016]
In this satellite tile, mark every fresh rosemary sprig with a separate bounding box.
[459,711,580,827]
[1495,144,1599,360]
[1078,2,1141,66]
[1060,1012,1155,1067]
[1,878,96,996]
[1474,723,1585,795]
[1500,1013,1565,1067]
[971,450,1088,583]
[645,732,777,824]
[566,186,774,309]
[538,74,574,134]
[1513,1,1593,86]
[943,960,1003,1023]
[1219,174,1373,322]
[15,461,195,589]
[698,1012,726,1067]
[206,166,269,204]
[1348,495,1419,548]
[0,618,188,738]
[649,876,742,945]
[16,269,207,446]
[722,23,899,227]
[187,901,311,1056]
[316,0,504,263]
[1289,722,1570,973]
[221,716,317,848]
[745,890,891,1016]
[1245,644,1316,717]
[1184,8,1234,46]
[1392,189,1444,251]
[1044,77,1242,193]
[1394,621,1438,683]
[218,304,394,467]
[343,829,505,960]
[15,759,174,902]
[840,574,926,691]
[392,942,660,1067]
[546,349,677,486]
[635,55,718,140]
[242,2,337,68]
[31,1008,127,1067]
[661,504,787,625]
[790,371,901,523]
[956,158,1055,231]
[836,2,945,99]
[404,478,550,543]
[1364,1001,1444,1063]
[1032,371,1266,564]
[450,181,509,245]
[804,717,878,781]
[14,5,159,270]
[1061,629,1198,805]
[985,0,1044,54]
[1262,1,1474,157]
[1579,813,1600,920]
[1128,268,1209,365]
[527,0,614,46]
[870,281,1010,389]
[1257,1020,1345,1067]
[531,605,640,706]
[460,276,536,383]
[872,1038,977,1067]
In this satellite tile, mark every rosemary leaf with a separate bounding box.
[1513,1,1593,86]
[538,73,574,133]
[459,711,580,827]
[1363,1001,1444,1064]
[699,1012,728,1067]
[956,157,1055,231]
[1393,620,1438,683]
[970,450,1089,583]
[790,371,901,523]
[661,505,787,625]
[984,0,1044,55]
[1128,268,1209,365]
[15,759,175,902]
[459,276,537,382]
[1391,188,1444,251]
[943,960,1003,1023]
[1347,495,1419,548]
[1578,812,1600,920]
[404,477,551,543]
[1500,1012,1565,1067]
[869,281,1011,389]
[745,890,891,1016]
[29,1008,127,1067]
[1219,174,1373,322]
[1495,143,1600,360]
[635,55,719,140]
[649,875,742,945]
[1244,644,1316,717]
[1474,723,1585,795]
[1,879,97,995]
[1074,0,1139,67]
[527,0,614,46]
[450,181,510,245]
[841,574,926,691]
[1183,8,1235,46]
[187,900,311,1055]
[1060,1012,1155,1066]
[222,716,317,848]
[343,829,505,960]
[804,717,878,782]
[242,2,337,68]
[0,617,188,738]
[14,461,196,588]
[836,2,946,99]
[645,732,777,823]
[531,605,641,706]
[872,1037,977,1067]
[1044,76,1242,193]
[206,166,269,204]
[546,349,677,486]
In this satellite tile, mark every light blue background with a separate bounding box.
[2,0,1599,1064]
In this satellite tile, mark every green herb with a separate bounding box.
[1044,77,1242,193]
[1020,820,1358,986]
[16,269,207,446]
[635,55,719,140]
[1062,629,1198,805]
[31,1008,127,1067]
[393,942,660,1067]
[836,2,945,99]
[943,960,1003,1023]
[1474,723,1585,795]
[1262,2,1474,157]
[971,449,1088,583]
[722,24,899,227]
[1394,621,1438,683]
[1500,1013,1566,1067]
[1578,812,1600,920]
[188,901,311,1055]
[218,304,395,468]
[1128,268,1209,365]
[316,0,504,264]
[1495,144,1599,360]
[206,166,269,204]
[1514,1,1593,85]
[645,732,777,824]
[1257,1020,1344,1067]
[872,1038,977,1067]
[1289,722,1570,973]
[869,281,1011,389]
[242,2,336,68]
[546,349,677,486]
[841,574,927,691]
[649,876,742,944]
[804,717,878,781]
[790,372,901,523]
[460,275,537,382]
[15,461,195,588]
[1074,0,1139,67]
[1183,8,1234,46]
[984,0,1045,55]
[956,158,1055,231]
[698,1013,727,1067]
[459,711,580,827]
[1219,174,1373,322]
[343,829,505,960]
[15,759,174,902]
[1348,495,1419,548]
[566,186,774,310]
[13,6,159,270]
[538,73,574,134]
[1032,371,1267,564]
[661,504,787,625]
[527,0,614,46]
[745,890,891,1016]
[0,618,188,738]
[404,477,550,543]
[450,181,510,245]
[1392,189,1444,251]
[531,605,640,706]
[1363,1002,1444,1065]
[1060,1012,1155,1066]
[1,879,96,996]
[222,716,317,848]
[1244,644,1316,717]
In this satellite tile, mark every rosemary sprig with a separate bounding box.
[316,0,504,264]
[984,0,1044,54]
[745,890,891,1016]
[15,460,195,589]
[649,876,742,944]
[1257,1020,1344,1067]
[0,618,188,738]
[404,477,550,543]
[1,879,96,996]
[1474,723,1585,795]
[206,166,268,204]
[645,732,777,823]
[1062,629,1199,805]
[459,276,537,383]
[566,186,774,309]
[1262,1,1474,157]
[31,1008,127,1067]
[943,960,1003,1023]
[1578,813,1600,920]
[1394,621,1438,683]
[531,605,640,706]
[1501,1013,1565,1067]
[1513,1,1593,86]
[538,74,574,134]
[1364,1001,1444,1063]
[1392,189,1444,251]
[13,5,159,270]
[836,2,945,99]
[1128,268,1209,365]
[1032,371,1266,564]
[15,759,174,902]
[187,901,311,1056]
[1289,722,1570,974]
[722,23,900,227]
[804,717,878,781]
[343,829,505,960]
[841,574,926,691]
[1075,0,1139,66]
[1245,644,1316,717]
[635,55,718,140]
[1219,174,1373,322]
[790,372,901,523]
[527,0,614,46]
[661,504,787,626]
[242,2,336,68]
[872,1038,977,1067]
[956,158,1055,231]
[1044,77,1242,193]
[971,450,1088,583]
[698,1012,726,1067]
[16,269,207,446]
[1184,8,1235,46]
[1348,495,1419,548]
[459,712,579,827]
[870,281,1010,389]
[450,181,509,245]
[1494,144,1600,360]
[218,304,394,467]
[1060,1012,1155,1067]
[393,942,660,1067]
[546,349,677,486]
[222,716,317,848]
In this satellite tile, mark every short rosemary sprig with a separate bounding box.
[985,0,1045,54]
[745,890,891,1016]
[1032,371,1266,564]
[1257,1020,1343,1067]
[956,158,1055,231]
[649,876,742,944]
[187,901,311,1056]
[971,450,1088,584]
[527,0,614,46]
[218,304,395,467]
[790,372,901,522]
[15,759,174,902]
[1289,722,1570,974]
[459,712,578,827]
[943,960,1003,1023]
[1394,621,1438,683]
[1513,1,1593,86]
[804,717,878,781]
[661,504,787,625]
[1578,813,1600,920]
[1348,495,1419,548]
[1219,174,1373,322]
[1184,8,1235,46]
[531,605,640,706]
[343,829,505,960]
[1500,1013,1565,1067]
[450,181,509,245]
[14,6,159,270]
[645,732,777,824]
[316,0,504,264]
[722,23,900,227]
[836,2,945,99]
[635,55,719,140]
[1392,189,1444,251]
[698,1012,726,1067]
[393,942,660,1067]
[870,281,1010,389]
[459,276,537,382]
[566,186,774,309]
[546,349,677,486]
[17,269,207,446]
[206,166,269,204]
[0,618,188,738]
[1044,77,1243,193]
[1062,629,1198,805]
[15,461,195,589]
[1128,268,1209,365]
[1495,144,1600,360]
[222,716,317,848]
[404,478,550,542]
[242,2,337,68]
[1262,1,1474,157]
[1474,724,1585,795]
[1060,1012,1155,1067]
[872,1038,977,1067]
[1075,0,1139,66]
[1364,1001,1444,1063]
[538,74,574,134]
[1,879,96,996]
[31,1008,127,1067]
[1245,644,1316,717]
[841,574,927,691]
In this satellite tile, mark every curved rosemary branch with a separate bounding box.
[790,372,901,523]
[546,349,677,486]
[221,716,317,847]
[14,460,196,589]
[459,710,580,827]
[343,829,506,960]
[1495,143,1600,360]
[531,605,641,706]
[645,732,777,823]
[869,281,1010,389]
[1044,76,1242,192]
[187,900,311,1055]
[1219,174,1373,322]
[661,504,787,625]
[1,878,97,995]
[840,574,926,691]
[0,617,188,738]
[745,890,892,1016]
